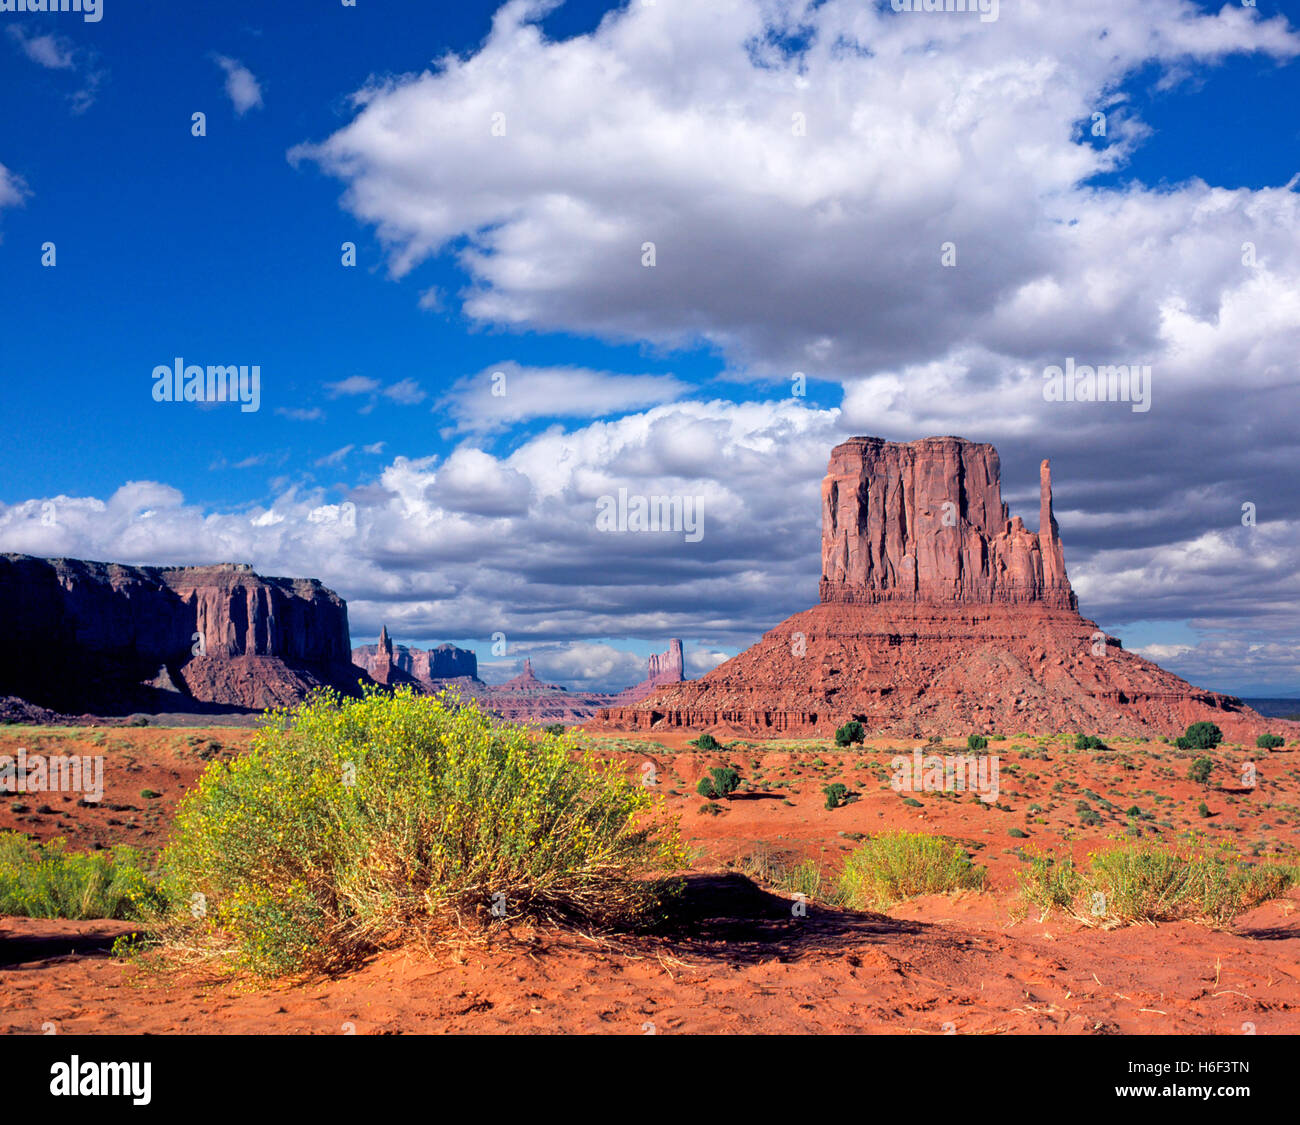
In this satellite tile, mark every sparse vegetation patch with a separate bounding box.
[160,688,685,976]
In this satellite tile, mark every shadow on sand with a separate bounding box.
[651,872,928,965]
[0,927,130,967]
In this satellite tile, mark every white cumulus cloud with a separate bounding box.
[214,55,263,115]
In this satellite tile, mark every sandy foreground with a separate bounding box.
[2,888,1297,1036]
[2,725,1297,1034]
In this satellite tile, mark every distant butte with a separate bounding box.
[352,633,686,725]
[596,435,1277,740]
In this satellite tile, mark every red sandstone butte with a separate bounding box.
[352,631,480,687]
[0,555,369,714]
[596,436,1277,740]
[610,639,685,705]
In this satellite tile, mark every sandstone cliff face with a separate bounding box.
[0,555,364,714]
[171,565,353,664]
[597,437,1271,739]
[414,644,479,681]
[820,436,1075,609]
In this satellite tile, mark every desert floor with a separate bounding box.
[2,725,1297,1034]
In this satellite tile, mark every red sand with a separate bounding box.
[2,726,1297,1034]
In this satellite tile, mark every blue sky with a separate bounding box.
[0,0,716,503]
[1,0,1298,695]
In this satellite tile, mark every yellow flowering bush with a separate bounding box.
[836,831,986,909]
[162,687,685,975]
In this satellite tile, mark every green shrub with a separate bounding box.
[1074,800,1104,827]
[1187,757,1214,786]
[542,723,565,736]
[690,733,723,751]
[1176,722,1223,751]
[160,688,685,976]
[1008,827,1029,839]
[822,782,849,810]
[1257,734,1284,750]
[0,833,162,920]
[695,766,741,800]
[966,734,988,751]
[1074,734,1106,750]
[837,832,985,909]
[834,721,866,747]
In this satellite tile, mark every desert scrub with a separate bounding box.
[1177,722,1223,751]
[0,832,162,920]
[695,766,741,800]
[1017,852,1082,918]
[779,858,830,902]
[836,832,985,909]
[1018,843,1298,928]
[834,721,865,746]
[160,688,686,976]
[823,782,849,810]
